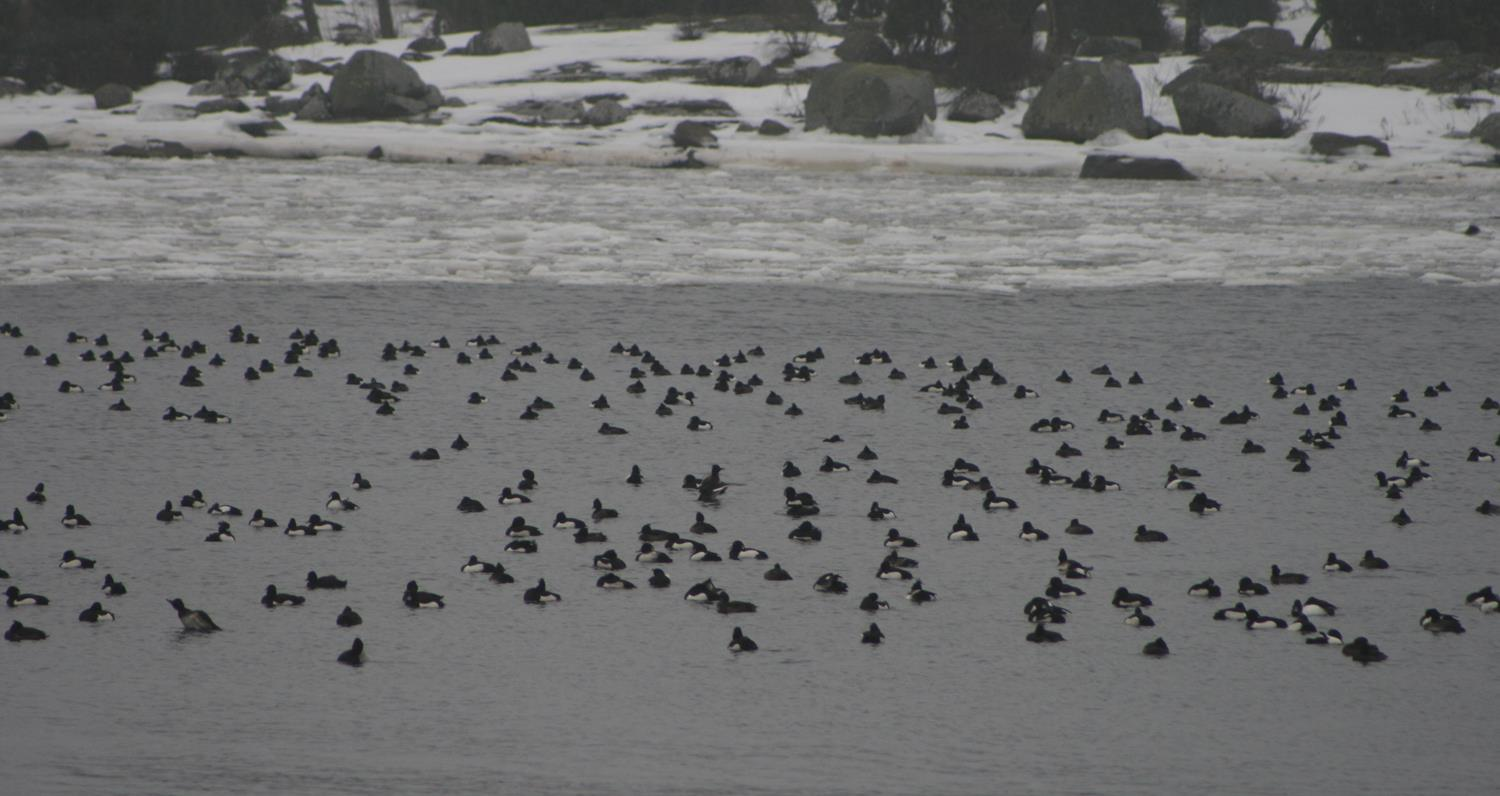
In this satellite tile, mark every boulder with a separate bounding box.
[833,29,892,64]
[1162,63,1264,101]
[195,97,250,115]
[10,130,49,151]
[137,103,198,122]
[332,24,376,46]
[328,50,441,119]
[0,76,27,97]
[465,23,532,56]
[401,51,432,63]
[582,99,629,127]
[704,56,765,87]
[804,63,936,137]
[1309,132,1390,157]
[295,84,332,121]
[200,49,293,95]
[107,140,194,159]
[238,119,286,138]
[1214,27,1297,55]
[408,35,446,53]
[1075,36,1142,59]
[1172,82,1284,137]
[262,95,303,116]
[1473,112,1500,148]
[294,59,333,75]
[947,89,1005,123]
[759,118,791,136]
[1021,58,1145,142]
[672,120,718,148]
[506,99,584,124]
[245,15,311,49]
[1080,154,1196,180]
[94,83,132,110]
[479,152,521,166]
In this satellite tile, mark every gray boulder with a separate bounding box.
[332,24,376,46]
[505,99,584,124]
[94,83,132,110]
[107,140,194,159]
[834,29,893,64]
[704,56,765,87]
[11,130,49,151]
[1310,132,1390,157]
[222,49,293,92]
[195,97,250,115]
[0,77,27,97]
[465,23,532,55]
[1162,64,1264,101]
[672,120,718,148]
[1080,154,1196,180]
[262,95,303,116]
[1021,58,1145,142]
[759,118,790,136]
[237,119,286,138]
[948,89,1005,123]
[1214,27,1297,55]
[804,63,936,137]
[1473,113,1500,148]
[408,35,446,53]
[582,99,629,127]
[1075,36,1142,59]
[136,103,198,122]
[329,50,441,119]
[1172,82,1284,137]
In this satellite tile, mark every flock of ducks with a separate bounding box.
[1,319,1497,666]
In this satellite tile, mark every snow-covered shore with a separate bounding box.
[3,10,1498,184]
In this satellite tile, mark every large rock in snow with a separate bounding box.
[672,120,718,148]
[329,50,442,119]
[834,29,893,64]
[465,23,532,55]
[1172,82,1284,138]
[94,83,132,110]
[804,63,936,137]
[1080,154,1196,180]
[1022,58,1145,142]
[947,89,1005,123]
[1309,132,1390,157]
[1473,112,1500,148]
[704,56,765,87]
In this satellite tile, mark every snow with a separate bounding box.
[0,1,1497,185]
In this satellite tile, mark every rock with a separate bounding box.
[329,50,440,119]
[107,140,194,159]
[1172,82,1285,138]
[804,63,937,137]
[195,97,250,115]
[465,23,532,56]
[833,29,893,64]
[1310,132,1390,157]
[948,89,1005,123]
[1214,27,1297,55]
[631,98,738,117]
[0,76,27,97]
[704,56,765,86]
[479,152,520,166]
[137,104,199,122]
[210,49,292,94]
[759,118,790,136]
[262,95,303,116]
[238,119,285,138]
[1021,58,1145,142]
[672,120,718,148]
[582,99,629,127]
[208,148,246,159]
[94,83,132,110]
[401,52,432,63]
[1472,113,1500,148]
[332,24,376,46]
[295,86,332,121]
[1075,36,1142,58]
[1080,154,1196,180]
[443,96,467,108]
[10,130,49,151]
[245,15,311,49]
[367,146,384,160]
[294,59,332,76]
[408,35,446,53]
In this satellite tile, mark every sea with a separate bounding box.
[1,154,1498,795]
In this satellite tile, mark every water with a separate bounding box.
[1,156,1499,795]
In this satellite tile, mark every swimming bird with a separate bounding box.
[1359,550,1390,570]
[155,502,182,523]
[1133,524,1168,542]
[1420,608,1465,634]
[59,549,96,569]
[100,574,126,596]
[1142,637,1169,656]
[402,580,444,609]
[78,601,115,623]
[262,584,305,608]
[1018,521,1049,541]
[1188,578,1221,597]
[715,592,758,614]
[592,549,626,570]
[337,637,367,667]
[336,606,363,627]
[1343,636,1387,664]
[167,598,220,632]
[5,621,46,641]
[728,540,768,561]
[1112,587,1152,608]
[6,586,49,606]
[728,626,758,652]
[523,579,560,604]
[813,573,849,594]
[1124,607,1155,627]
[1270,565,1308,585]
[1045,577,1084,598]
[204,522,235,542]
[460,555,496,574]
[1237,577,1269,596]
[1323,553,1353,573]
[60,504,90,528]
[1026,623,1064,643]
[862,623,884,644]
[248,509,279,528]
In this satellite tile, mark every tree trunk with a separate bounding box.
[376,0,396,39]
[300,0,321,40]
[1302,14,1327,49]
[1183,0,1203,54]
[1045,0,1074,57]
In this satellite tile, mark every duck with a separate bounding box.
[166,598,220,632]
[1420,608,1465,634]
[1188,493,1221,514]
[59,549,96,569]
[307,571,347,589]
[684,579,722,602]
[155,502,183,523]
[553,512,587,531]
[402,580,445,609]
[262,584,305,608]
[1063,518,1094,535]
[1187,578,1221,598]
[5,586,48,607]
[306,514,342,532]
[1343,636,1387,664]
[727,626,758,652]
[1213,602,1250,621]
[60,504,91,528]
[1270,565,1308,585]
[1056,549,1092,574]
[636,543,672,564]
[591,499,620,521]
[207,502,242,517]
[248,508,279,528]
[1124,607,1155,627]
[1243,609,1287,629]
[498,487,531,505]
[813,573,849,594]
[1289,615,1318,634]
[787,522,822,543]
[715,592,758,614]
[100,574,126,596]
[1237,577,1270,596]
[1018,521,1049,542]
[24,483,45,504]
[820,456,850,473]
[5,621,46,642]
[690,512,718,535]
[1045,577,1085,598]
[505,516,541,537]
[948,515,979,541]
[460,555,496,574]
[1024,598,1069,624]
[1111,587,1152,608]
[1296,597,1338,616]
[592,549,626,571]
[982,491,1018,510]
[859,592,890,612]
[1026,623,1065,643]
[728,540,769,561]
[1306,629,1344,646]
[867,501,897,521]
[1358,550,1390,570]
[78,602,115,623]
[688,541,723,561]
[596,573,637,590]
[1323,552,1353,573]
[179,489,207,509]
[1133,524,1168,542]
[1142,637,1169,656]
[337,638,367,667]
[906,580,937,603]
[877,559,914,580]
[204,522,235,542]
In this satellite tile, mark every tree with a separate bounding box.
[883,0,946,61]
[1183,0,1202,53]
[300,0,320,39]
[376,0,396,38]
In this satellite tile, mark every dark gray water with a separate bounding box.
[1,156,1499,794]
[1,281,1497,795]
